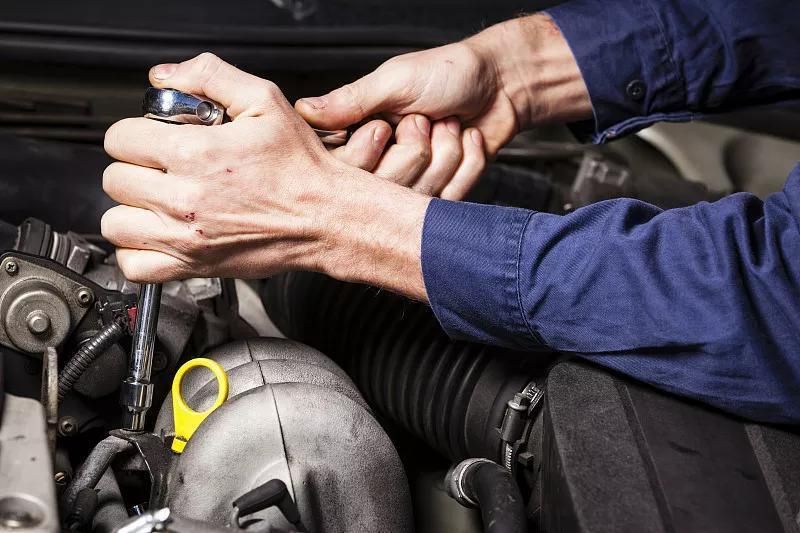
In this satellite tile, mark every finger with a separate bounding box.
[295,63,405,129]
[103,162,172,209]
[330,120,392,171]
[115,248,189,283]
[373,114,432,186]
[101,205,174,252]
[440,128,486,200]
[149,52,289,119]
[413,117,463,196]
[105,117,182,169]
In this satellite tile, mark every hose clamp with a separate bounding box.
[499,380,544,471]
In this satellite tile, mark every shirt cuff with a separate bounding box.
[546,0,690,143]
[421,198,539,349]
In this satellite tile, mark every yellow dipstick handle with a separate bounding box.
[171,358,229,453]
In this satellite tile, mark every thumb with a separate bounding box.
[149,52,289,119]
[295,70,395,129]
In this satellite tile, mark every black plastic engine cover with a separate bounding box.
[542,361,800,533]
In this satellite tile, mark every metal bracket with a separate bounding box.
[109,430,173,509]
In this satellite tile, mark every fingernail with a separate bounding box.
[152,64,177,80]
[415,115,430,136]
[446,118,460,136]
[300,96,328,110]
[373,125,390,145]
[470,129,482,146]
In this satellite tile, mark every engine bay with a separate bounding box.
[1,125,799,532]
[1,2,800,531]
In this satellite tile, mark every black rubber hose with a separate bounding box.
[58,320,126,402]
[262,272,554,461]
[447,459,527,533]
[64,487,99,531]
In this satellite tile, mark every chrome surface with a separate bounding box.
[122,283,161,431]
[142,88,223,126]
[143,87,350,145]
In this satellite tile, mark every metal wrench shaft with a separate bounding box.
[121,282,161,431]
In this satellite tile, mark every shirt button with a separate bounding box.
[626,80,645,101]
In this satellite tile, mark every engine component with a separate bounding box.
[568,153,633,209]
[169,358,229,453]
[0,394,58,533]
[115,507,232,533]
[262,272,552,464]
[541,360,800,533]
[154,338,413,532]
[0,254,94,354]
[64,488,98,531]
[57,318,127,401]
[14,217,105,275]
[92,469,127,533]
[446,458,526,533]
[62,435,134,511]
[232,479,304,530]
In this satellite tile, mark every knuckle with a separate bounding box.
[192,52,224,93]
[411,143,432,167]
[339,83,366,116]
[445,152,464,172]
[185,228,208,253]
[171,182,204,217]
[193,52,222,75]
[414,183,434,196]
[257,80,282,102]
[168,133,213,165]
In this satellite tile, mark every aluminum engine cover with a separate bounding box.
[155,338,413,532]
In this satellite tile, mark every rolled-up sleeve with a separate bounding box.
[546,0,800,143]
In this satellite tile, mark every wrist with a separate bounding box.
[466,14,592,129]
[305,162,431,301]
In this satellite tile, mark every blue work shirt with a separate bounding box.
[421,0,800,424]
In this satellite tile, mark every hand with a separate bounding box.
[341,113,485,199]
[101,53,430,300]
[296,14,591,198]
[296,41,496,199]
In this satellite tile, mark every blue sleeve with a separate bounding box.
[422,168,800,424]
[422,0,800,422]
[546,0,800,143]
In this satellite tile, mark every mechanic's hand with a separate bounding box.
[296,14,591,199]
[296,41,497,199]
[296,39,510,154]
[101,52,430,295]
[330,113,482,199]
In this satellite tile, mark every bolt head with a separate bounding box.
[76,288,94,307]
[25,311,51,335]
[4,260,18,275]
[58,416,78,436]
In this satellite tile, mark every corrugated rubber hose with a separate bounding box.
[57,320,126,402]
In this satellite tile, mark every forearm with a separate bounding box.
[312,163,430,301]
[465,14,592,129]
